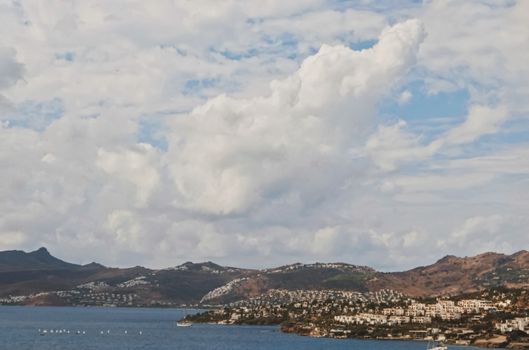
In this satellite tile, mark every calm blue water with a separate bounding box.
[0,306,480,350]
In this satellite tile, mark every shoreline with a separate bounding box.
[183,318,517,349]
[0,302,214,309]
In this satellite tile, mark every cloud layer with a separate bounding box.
[1,1,528,270]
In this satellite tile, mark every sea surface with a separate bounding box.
[0,306,481,350]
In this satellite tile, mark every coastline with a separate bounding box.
[0,304,519,349]
[182,316,522,349]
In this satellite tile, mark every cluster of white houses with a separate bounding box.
[0,295,28,304]
[229,288,406,308]
[334,313,429,326]
[335,299,494,325]
[495,317,529,333]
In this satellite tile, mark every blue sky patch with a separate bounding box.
[182,78,219,96]
[5,97,64,131]
[55,51,75,62]
[137,117,168,151]
[348,39,377,51]
[376,81,470,142]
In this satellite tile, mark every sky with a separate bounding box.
[0,0,528,271]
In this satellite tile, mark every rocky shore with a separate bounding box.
[184,314,529,349]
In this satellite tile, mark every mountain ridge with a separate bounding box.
[0,247,83,272]
[1,247,529,305]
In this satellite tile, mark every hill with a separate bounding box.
[0,247,80,272]
[1,247,529,305]
[371,250,529,296]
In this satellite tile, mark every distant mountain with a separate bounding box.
[193,252,529,303]
[0,248,253,305]
[0,247,81,272]
[1,247,529,306]
[199,262,377,304]
[0,247,109,297]
[370,250,529,296]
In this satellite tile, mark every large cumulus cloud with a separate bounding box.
[166,20,425,215]
[1,1,529,270]
[0,20,427,267]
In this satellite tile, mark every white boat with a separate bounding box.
[176,321,192,327]
[427,340,448,350]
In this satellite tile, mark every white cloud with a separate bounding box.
[166,19,425,215]
[398,90,412,105]
[440,145,529,175]
[418,0,529,113]
[0,231,27,248]
[104,210,143,249]
[0,18,429,267]
[365,104,508,171]
[311,226,341,255]
[444,104,508,144]
[382,172,495,194]
[437,214,528,257]
[96,145,161,207]
[366,120,440,171]
[0,1,390,120]
[257,9,387,53]
[1,1,529,271]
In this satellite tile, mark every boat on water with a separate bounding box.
[427,340,448,350]
[176,321,192,327]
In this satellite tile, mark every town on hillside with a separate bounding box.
[185,288,529,349]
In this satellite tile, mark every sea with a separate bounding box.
[0,306,482,350]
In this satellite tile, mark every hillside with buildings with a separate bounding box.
[184,288,529,348]
[1,248,529,308]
